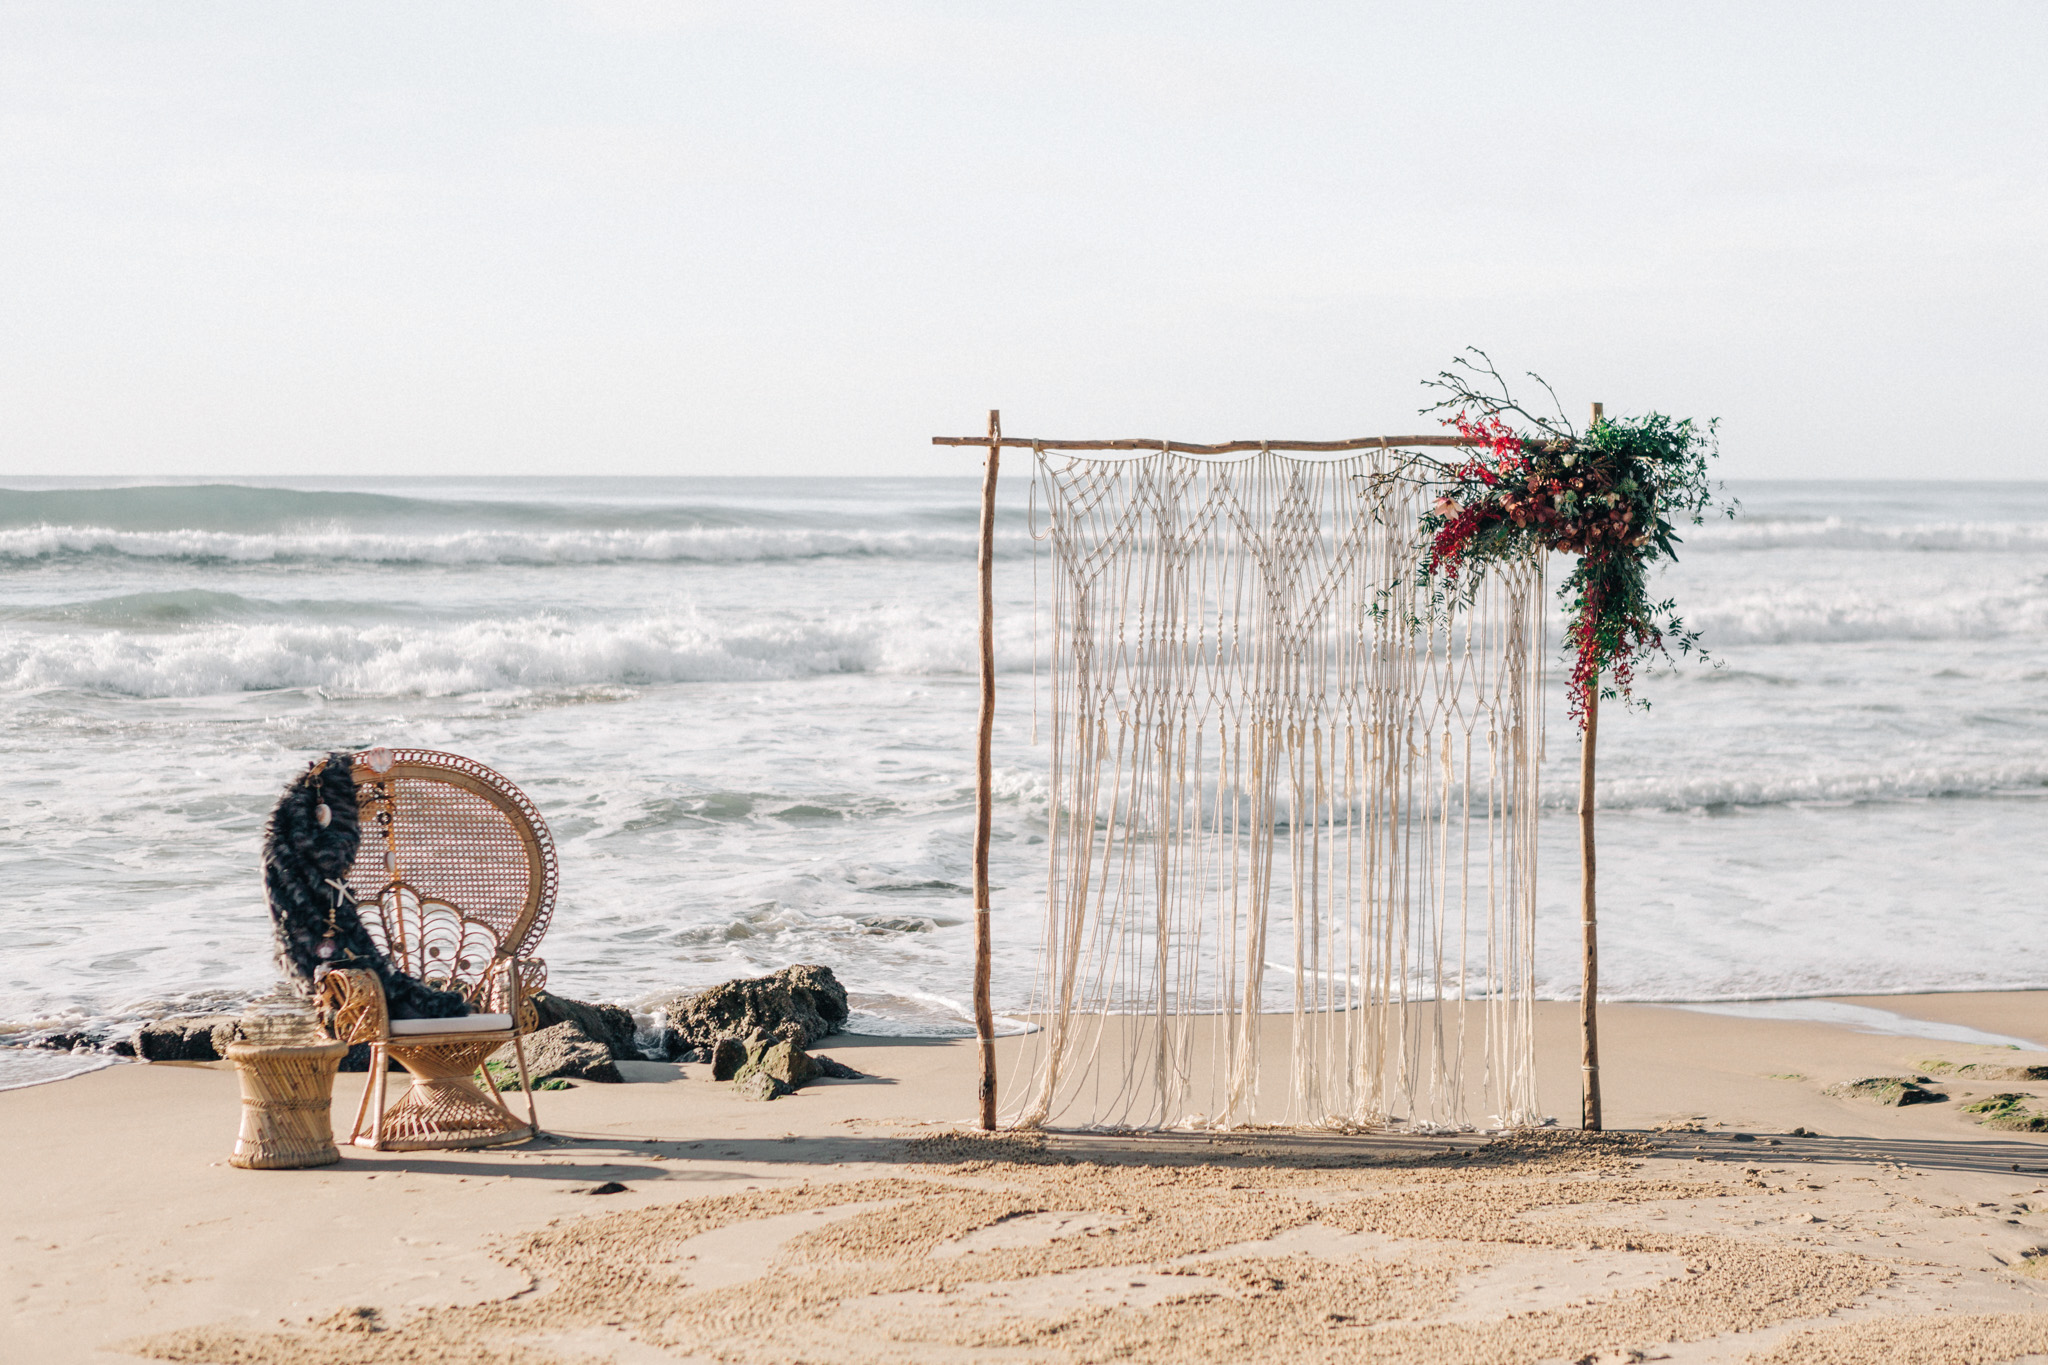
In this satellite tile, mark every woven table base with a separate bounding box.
[227,1040,349,1170]
[362,1038,533,1152]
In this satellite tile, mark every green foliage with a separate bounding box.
[1411,350,1734,726]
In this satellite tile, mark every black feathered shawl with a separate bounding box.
[263,753,470,1020]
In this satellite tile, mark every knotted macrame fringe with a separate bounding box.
[1011,448,1544,1133]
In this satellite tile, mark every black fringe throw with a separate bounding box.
[263,753,470,1020]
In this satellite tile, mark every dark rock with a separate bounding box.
[1828,1076,1944,1107]
[654,1031,713,1063]
[737,1039,818,1090]
[529,991,642,1061]
[132,1014,241,1062]
[857,915,936,933]
[580,1181,629,1195]
[1965,1093,2048,1131]
[656,965,849,1053]
[812,1053,864,1080]
[109,1038,136,1057]
[710,1035,748,1081]
[733,1069,790,1101]
[31,1031,92,1053]
[495,1020,621,1085]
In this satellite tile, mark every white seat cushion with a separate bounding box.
[388,1013,514,1036]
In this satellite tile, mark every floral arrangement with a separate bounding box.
[1413,351,1730,726]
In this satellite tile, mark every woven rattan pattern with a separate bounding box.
[227,1040,348,1169]
[346,749,558,999]
[367,1040,529,1151]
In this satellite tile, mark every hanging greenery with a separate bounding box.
[1412,350,1732,726]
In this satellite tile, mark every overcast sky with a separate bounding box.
[1,2,2041,479]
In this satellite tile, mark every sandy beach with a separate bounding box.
[4,4,2042,1361]
[6,993,2048,1364]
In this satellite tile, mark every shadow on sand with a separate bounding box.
[307,1116,2048,1192]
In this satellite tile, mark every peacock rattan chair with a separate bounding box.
[316,747,558,1151]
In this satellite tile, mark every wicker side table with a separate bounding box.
[226,1039,349,1169]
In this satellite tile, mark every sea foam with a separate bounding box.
[0,608,1040,698]
[0,523,1005,565]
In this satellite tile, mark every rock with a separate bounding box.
[579,1181,629,1195]
[30,1031,93,1053]
[733,1069,790,1101]
[1922,1058,2048,1083]
[710,1036,748,1081]
[494,1021,622,1086]
[1965,1094,2048,1131]
[722,1033,857,1091]
[737,1039,819,1090]
[656,965,849,1053]
[529,991,642,1061]
[1827,1076,1945,1107]
[857,915,936,934]
[337,1044,404,1073]
[131,1014,241,1062]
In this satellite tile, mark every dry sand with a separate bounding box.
[8,995,2048,1363]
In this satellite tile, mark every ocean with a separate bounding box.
[3,475,2045,1082]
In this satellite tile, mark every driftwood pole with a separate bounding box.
[1580,400,1603,1132]
[973,409,1001,1131]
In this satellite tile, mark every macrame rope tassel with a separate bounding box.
[1013,446,1543,1133]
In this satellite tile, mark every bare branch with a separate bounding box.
[1420,347,1575,440]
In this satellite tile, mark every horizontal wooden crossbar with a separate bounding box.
[932,435,1478,455]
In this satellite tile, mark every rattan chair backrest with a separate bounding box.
[345,748,558,1001]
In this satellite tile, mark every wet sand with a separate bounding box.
[8,994,2048,1363]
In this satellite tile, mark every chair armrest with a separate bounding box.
[316,967,390,1045]
[481,954,543,1035]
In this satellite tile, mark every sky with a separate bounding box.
[0,2,2041,479]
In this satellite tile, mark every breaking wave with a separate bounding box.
[1586,763,2048,812]
[0,609,1036,697]
[0,523,997,565]
[1688,589,2048,644]
[1687,516,2048,553]
[0,481,1004,565]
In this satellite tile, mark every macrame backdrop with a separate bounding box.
[1014,447,1546,1132]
